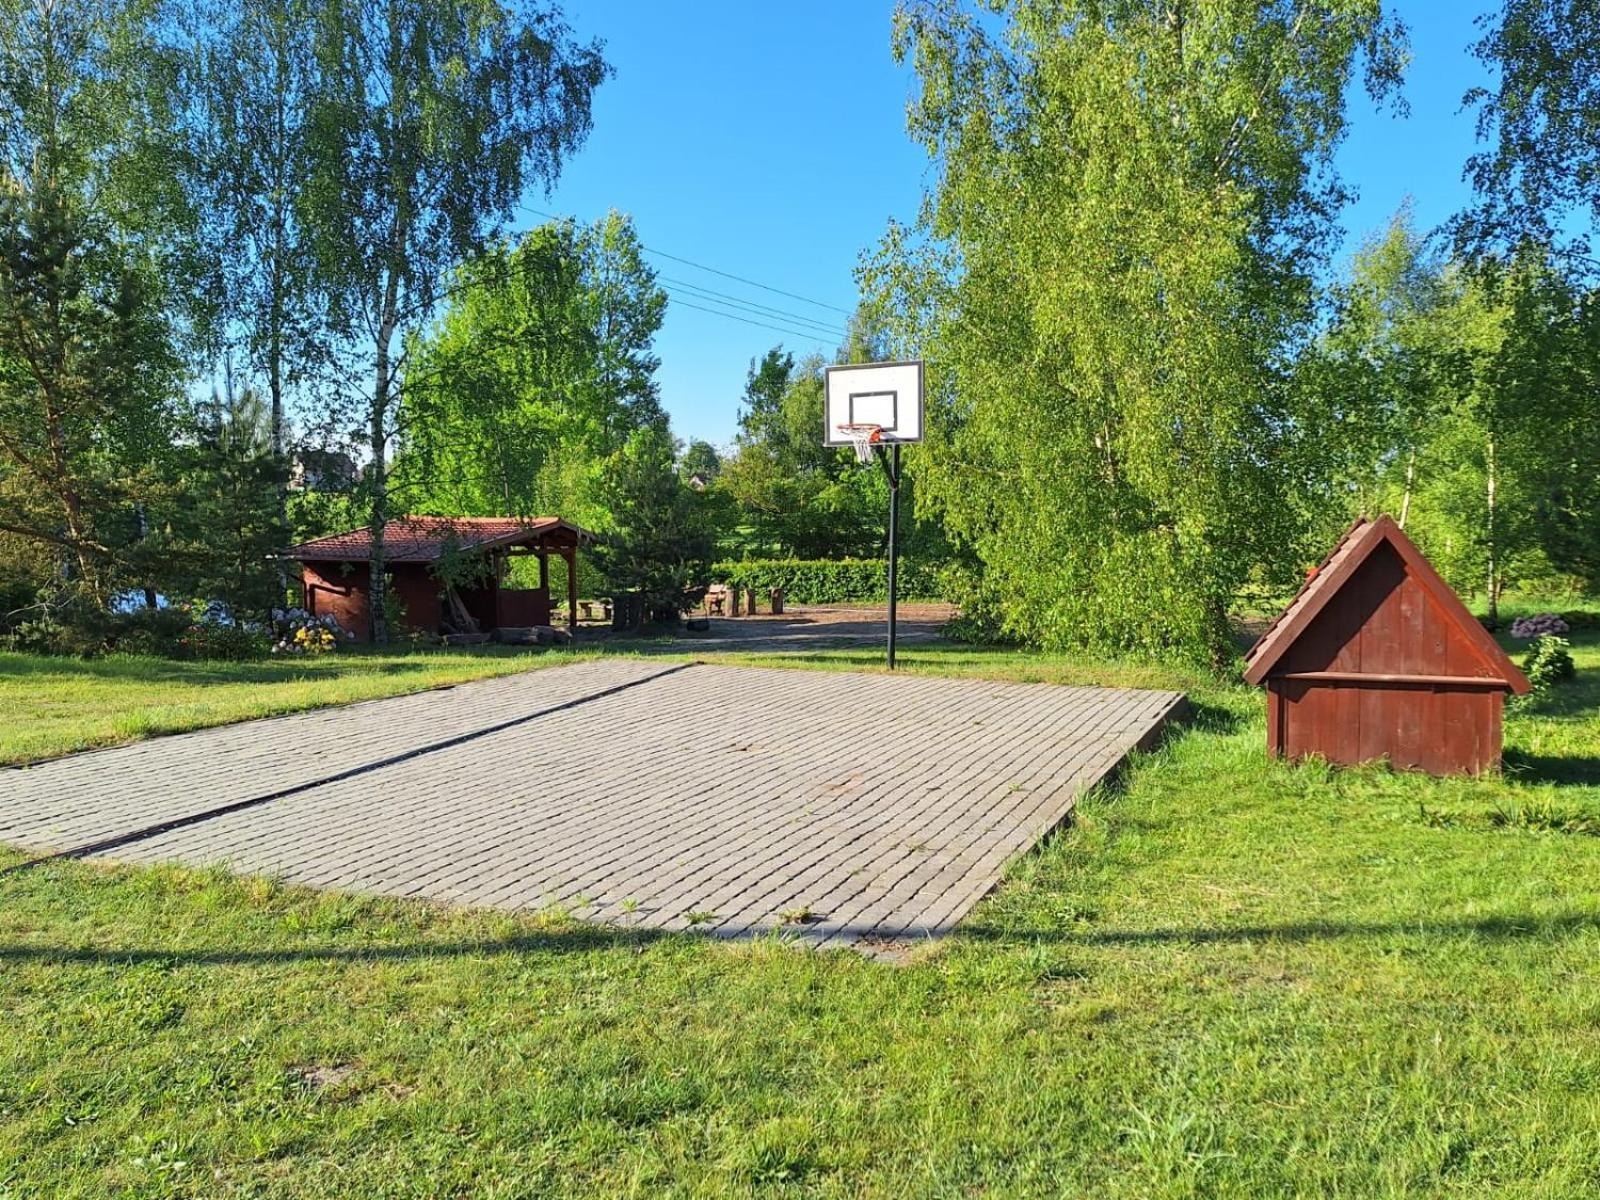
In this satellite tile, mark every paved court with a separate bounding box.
[0,659,1185,954]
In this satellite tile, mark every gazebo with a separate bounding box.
[285,516,593,642]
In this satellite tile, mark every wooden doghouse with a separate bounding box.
[1244,516,1529,776]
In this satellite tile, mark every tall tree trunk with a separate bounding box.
[46,401,102,608]
[1485,434,1498,629]
[368,315,393,644]
[367,251,403,644]
[269,252,289,603]
[1398,445,1416,529]
[135,503,156,608]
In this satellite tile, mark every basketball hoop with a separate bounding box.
[836,422,884,465]
[824,360,924,672]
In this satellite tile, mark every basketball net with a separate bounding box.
[837,422,884,465]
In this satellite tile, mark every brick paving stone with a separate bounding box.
[1,659,1186,955]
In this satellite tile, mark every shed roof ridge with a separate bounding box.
[1242,516,1371,669]
[1242,515,1529,693]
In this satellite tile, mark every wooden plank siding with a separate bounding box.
[1247,517,1528,778]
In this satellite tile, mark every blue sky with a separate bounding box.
[525,1,1497,449]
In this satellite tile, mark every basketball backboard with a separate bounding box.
[824,360,924,447]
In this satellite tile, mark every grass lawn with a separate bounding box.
[0,646,598,766]
[1,615,1598,1195]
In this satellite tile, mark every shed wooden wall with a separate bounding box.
[1266,541,1508,776]
[1269,679,1502,776]
[302,562,442,642]
[303,562,369,639]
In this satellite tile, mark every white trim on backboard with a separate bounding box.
[824,360,925,445]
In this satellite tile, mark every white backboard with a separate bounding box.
[824,360,924,446]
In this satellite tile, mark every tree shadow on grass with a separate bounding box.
[0,924,667,968]
[1502,749,1600,788]
[1178,699,1240,736]
[9,910,1595,971]
[955,910,1600,948]
[0,648,554,689]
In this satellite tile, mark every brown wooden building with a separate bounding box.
[1243,515,1529,776]
[285,516,593,642]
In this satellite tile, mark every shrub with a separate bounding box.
[1559,608,1600,630]
[6,614,70,656]
[271,607,353,656]
[180,622,271,662]
[110,606,194,657]
[3,600,275,660]
[711,558,945,605]
[1520,635,1577,701]
[5,607,113,657]
[1510,613,1570,639]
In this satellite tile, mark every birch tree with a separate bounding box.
[193,0,323,580]
[302,0,606,641]
[864,0,1406,662]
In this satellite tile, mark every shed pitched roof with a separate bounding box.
[1242,515,1530,693]
[285,516,592,564]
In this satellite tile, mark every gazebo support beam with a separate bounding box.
[563,546,578,628]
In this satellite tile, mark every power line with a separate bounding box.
[389,204,853,348]
[518,203,855,316]
[665,296,837,344]
[659,275,849,338]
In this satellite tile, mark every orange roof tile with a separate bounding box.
[285,516,590,563]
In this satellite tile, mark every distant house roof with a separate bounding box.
[1243,515,1529,692]
[285,516,593,564]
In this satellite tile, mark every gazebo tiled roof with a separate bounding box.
[285,516,591,563]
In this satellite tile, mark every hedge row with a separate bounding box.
[712,558,944,605]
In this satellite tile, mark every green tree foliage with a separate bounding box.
[1308,222,1600,613]
[0,165,179,610]
[679,439,722,483]
[394,213,665,523]
[864,0,1406,663]
[718,346,901,559]
[0,0,196,271]
[163,381,287,619]
[1458,0,1600,268]
[1411,259,1600,619]
[1293,207,1448,538]
[192,0,325,567]
[0,0,188,612]
[299,0,607,641]
[591,426,715,622]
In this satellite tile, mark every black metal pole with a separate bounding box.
[886,442,901,670]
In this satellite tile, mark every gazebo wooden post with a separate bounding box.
[491,551,503,631]
[564,545,578,627]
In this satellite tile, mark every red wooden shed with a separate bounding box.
[1243,515,1529,776]
[285,516,593,642]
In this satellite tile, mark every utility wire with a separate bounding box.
[383,203,854,348]
[665,296,837,344]
[518,203,855,316]
[659,275,849,338]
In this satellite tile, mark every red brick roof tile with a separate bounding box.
[285,516,589,563]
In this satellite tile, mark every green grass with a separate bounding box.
[0,647,598,765]
[1,624,1598,1195]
